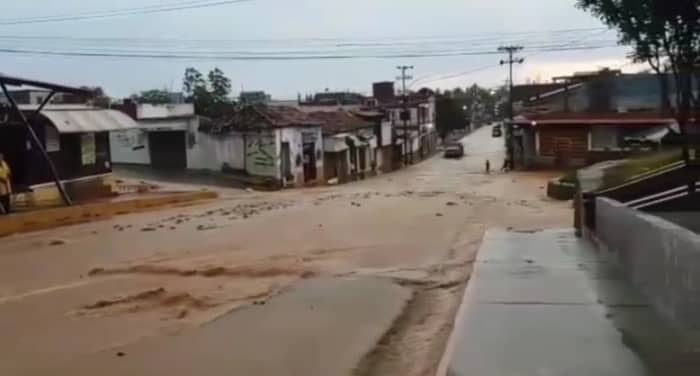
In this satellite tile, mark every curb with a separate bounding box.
[0,190,217,238]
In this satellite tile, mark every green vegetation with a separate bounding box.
[556,149,683,195]
[600,149,683,188]
[182,67,234,117]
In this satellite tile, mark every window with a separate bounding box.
[589,127,620,151]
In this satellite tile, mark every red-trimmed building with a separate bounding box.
[511,69,690,169]
[513,112,676,168]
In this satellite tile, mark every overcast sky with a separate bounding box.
[1,0,640,99]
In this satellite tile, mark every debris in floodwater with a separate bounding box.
[513,229,543,234]
[141,227,157,232]
[49,239,66,246]
[436,213,443,217]
[88,267,105,276]
[446,201,458,206]
[117,352,125,357]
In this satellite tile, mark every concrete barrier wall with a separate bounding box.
[653,212,700,234]
[596,197,700,328]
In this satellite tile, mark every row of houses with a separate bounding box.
[510,68,700,169]
[108,85,438,188]
[0,76,438,205]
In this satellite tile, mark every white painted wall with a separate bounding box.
[110,129,151,164]
[279,126,324,184]
[381,122,393,147]
[388,97,437,128]
[137,103,195,119]
[187,131,245,171]
[323,135,349,152]
[110,116,199,166]
[244,130,280,178]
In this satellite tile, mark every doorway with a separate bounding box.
[302,143,317,182]
[281,142,292,182]
[0,124,28,189]
[148,131,187,169]
[554,137,573,167]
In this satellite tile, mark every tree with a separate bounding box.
[192,86,214,116]
[182,67,234,116]
[135,89,171,104]
[577,0,700,160]
[208,68,232,104]
[183,67,205,100]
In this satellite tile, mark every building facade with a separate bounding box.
[512,70,694,169]
[385,92,439,164]
[0,104,137,204]
[110,101,200,169]
[309,110,379,184]
[197,105,324,188]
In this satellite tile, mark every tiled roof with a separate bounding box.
[251,105,322,127]
[308,110,374,135]
[205,104,321,133]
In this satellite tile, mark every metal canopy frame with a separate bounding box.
[0,74,95,206]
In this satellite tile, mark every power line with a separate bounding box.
[0,40,620,56]
[408,29,618,87]
[410,64,502,88]
[0,27,611,43]
[0,43,622,61]
[0,0,255,26]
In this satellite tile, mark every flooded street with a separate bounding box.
[0,125,570,375]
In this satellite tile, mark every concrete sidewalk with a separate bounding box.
[441,229,651,376]
[37,277,411,376]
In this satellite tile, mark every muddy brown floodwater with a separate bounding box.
[0,126,571,376]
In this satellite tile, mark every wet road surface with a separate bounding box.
[0,125,571,375]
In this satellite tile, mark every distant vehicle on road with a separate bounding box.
[492,125,503,138]
[444,143,465,159]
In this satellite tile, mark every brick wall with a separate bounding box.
[536,126,589,168]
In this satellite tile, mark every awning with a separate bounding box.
[358,134,377,148]
[345,134,364,146]
[624,126,670,143]
[324,133,350,152]
[39,108,138,134]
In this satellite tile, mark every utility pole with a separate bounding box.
[498,46,524,168]
[397,65,413,165]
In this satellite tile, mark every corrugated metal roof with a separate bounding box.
[40,109,138,133]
